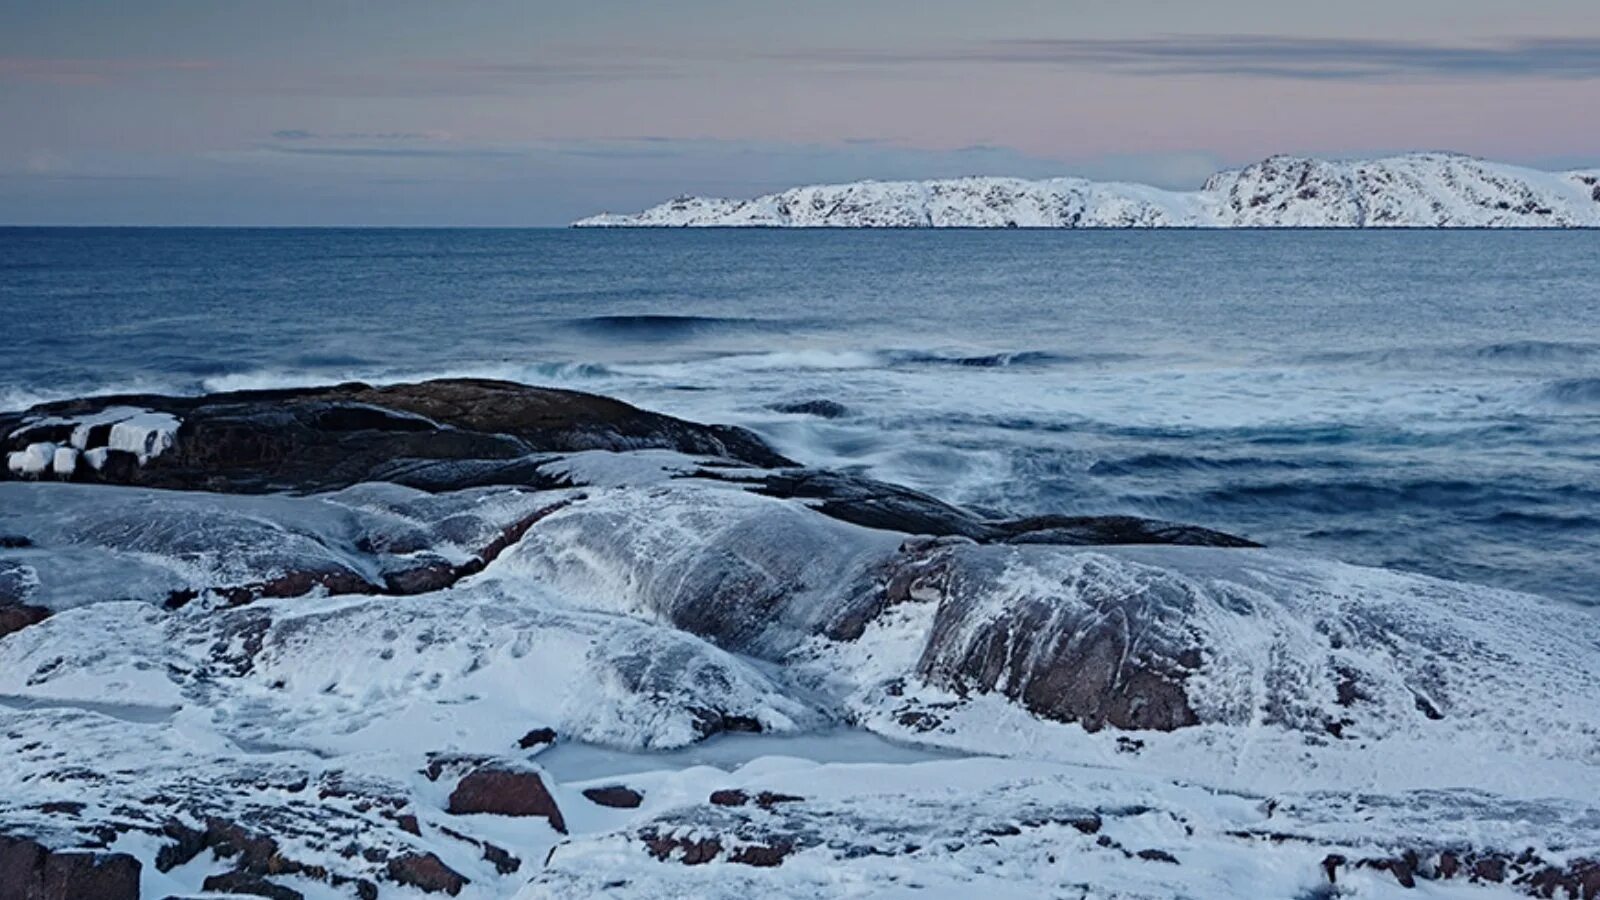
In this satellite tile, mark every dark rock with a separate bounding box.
[744,469,994,540]
[479,841,521,876]
[1,379,792,493]
[642,831,723,865]
[0,535,32,548]
[755,791,804,809]
[199,818,284,875]
[1437,850,1460,879]
[727,469,1256,549]
[386,852,469,895]
[447,765,567,833]
[729,842,794,867]
[768,399,850,419]
[34,802,85,816]
[583,785,644,809]
[155,821,208,872]
[1472,855,1506,882]
[1136,849,1179,864]
[0,600,50,641]
[201,872,305,900]
[516,727,557,750]
[687,707,766,740]
[709,789,749,807]
[0,833,141,900]
[991,514,1259,549]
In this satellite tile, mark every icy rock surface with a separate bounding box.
[575,152,1600,228]
[1,381,1597,898]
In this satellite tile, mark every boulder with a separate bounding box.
[447,764,567,833]
[0,834,141,900]
[385,852,469,895]
[584,785,645,809]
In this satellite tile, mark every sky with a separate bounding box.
[2,0,1598,225]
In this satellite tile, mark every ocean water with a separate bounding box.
[2,227,1597,604]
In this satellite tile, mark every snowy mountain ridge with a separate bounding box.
[575,152,1600,228]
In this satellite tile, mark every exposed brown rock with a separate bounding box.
[729,842,794,867]
[386,852,469,895]
[0,833,141,900]
[642,831,723,865]
[201,872,305,900]
[447,765,567,833]
[1320,847,1600,899]
[583,785,644,809]
[918,576,1202,732]
[709,789,748,807]
[0,600,50,640]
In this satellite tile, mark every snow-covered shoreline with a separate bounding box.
[3,379,1598,899]
[574,152,1600,228]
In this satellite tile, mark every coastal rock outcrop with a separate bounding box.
[3,379,1599,897]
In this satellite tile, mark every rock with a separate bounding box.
[1136,848,1180,864]
[0,379,792,493]
[767,399,850,419]
[200,872,306,900]
[0,600,51,640]
[0,833,141,900]
[642,831,723,865]
[385,852,469,895]
[733,469,1255,548]
[479,842,521,876]
[729,842,794,867]
[447,764,567,833]
[709,790,749,807]
[584,785,645,809]
[755,792,804,809]
[916,550,1203,732]
[516,727,557,750]
[991,514,1258,548]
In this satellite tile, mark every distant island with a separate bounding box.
[575,152,1600,228]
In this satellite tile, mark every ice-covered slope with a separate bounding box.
[575,153,1600,228]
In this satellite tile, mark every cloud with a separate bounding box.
[0,57,215,86]
[794,35,1600,81]
[263,144,521,159]
[270,129,451,142]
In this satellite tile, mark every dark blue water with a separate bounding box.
[3,227,1598,604]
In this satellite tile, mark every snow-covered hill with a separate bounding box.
[574,153,1600,228]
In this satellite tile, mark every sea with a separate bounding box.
[3,227,1597,605]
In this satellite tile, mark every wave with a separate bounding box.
[1299,339,1600,369]
[1538,376,1600,407]
[885,349,1127,368]
[1087,452,1352,476]
[556,314,790,340]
